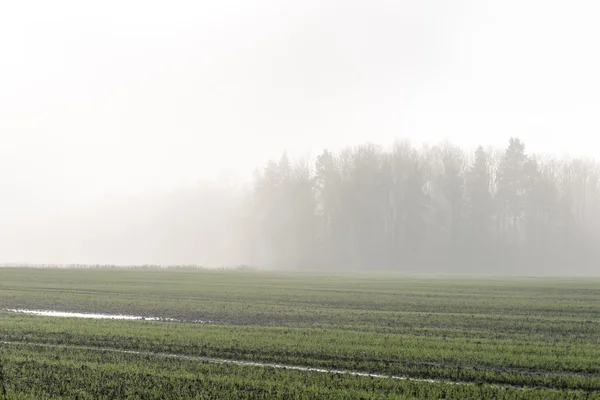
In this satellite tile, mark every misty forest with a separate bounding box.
[16,137,599,275]
[247,137,599,274]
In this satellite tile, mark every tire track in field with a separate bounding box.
[3,309,598,378]
[0,341,589,393]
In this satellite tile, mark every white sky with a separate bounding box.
[2,0,600,214]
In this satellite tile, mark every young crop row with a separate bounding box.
[0,315,598,392]
[2,294,599,342]
[0,344,597,400]
[0,269,598,397]
[1,269,598,334]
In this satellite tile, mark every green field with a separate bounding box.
[0,268,599,399]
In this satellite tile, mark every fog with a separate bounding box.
[1,1,600,274]
[1,179,249,266]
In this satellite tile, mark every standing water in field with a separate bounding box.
[4,309,212,324]
[5,309,167,320]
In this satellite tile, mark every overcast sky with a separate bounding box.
[2,0,600,214]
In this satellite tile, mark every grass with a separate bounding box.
[0,343,6,399]
[0,267,599,398]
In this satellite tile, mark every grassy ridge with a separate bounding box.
[0,268,599,398]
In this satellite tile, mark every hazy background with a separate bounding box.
[1,0,599,270]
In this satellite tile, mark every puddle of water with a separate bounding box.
[4,309,211,323]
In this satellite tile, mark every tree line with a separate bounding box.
[243,138,600,274]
